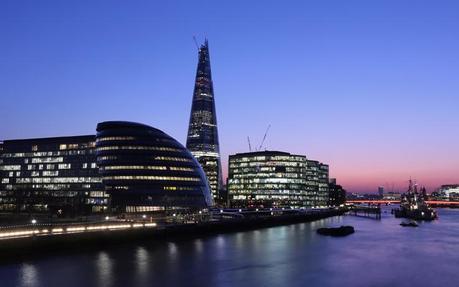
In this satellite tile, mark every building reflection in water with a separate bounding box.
[96,251,113,287]
[20,264,39,287]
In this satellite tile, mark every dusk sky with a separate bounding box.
[1,0,458,193]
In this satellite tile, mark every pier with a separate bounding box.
[348,205,381,219]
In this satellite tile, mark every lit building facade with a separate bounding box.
[435,185,459,201]
[0,136,108,216]
[305,160,329,207]
[186,40,223,201]
[227,151,329,208]
[96,121,213,213]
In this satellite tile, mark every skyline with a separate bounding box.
[1,1,459,193]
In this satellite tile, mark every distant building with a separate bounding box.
[347,193,383,200]
[378,186,384,199]
[186,40,223,202]
[0,136,108,216]
[434,185,459,201]
[382,192,401,200]
[227,151,329,208]
[328,178,346,206]
[96,121,213,213]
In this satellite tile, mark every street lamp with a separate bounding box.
[31,219,37,224]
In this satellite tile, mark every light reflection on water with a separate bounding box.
[1,208,459,287]
[20,264,39,287]
[96,252,113,287]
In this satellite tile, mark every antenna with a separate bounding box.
[258,124,271,151]
[247,137,252,152]
[193,36,200,51]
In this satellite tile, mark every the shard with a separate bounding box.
[186,40,223,203]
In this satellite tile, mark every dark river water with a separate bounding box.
[1,207,459,287]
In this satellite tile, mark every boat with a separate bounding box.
[400,221,418,227]
[317,226,354,236]
[393,179,437,221]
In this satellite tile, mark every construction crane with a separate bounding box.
[247,136,252,152]
[193,36,200,51]
[257,124,271,151]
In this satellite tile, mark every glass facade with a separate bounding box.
[305,160,329,207]
[0,136,108,216]
[227,151,329,208]
[186,40,223,201]
[96,121,212,213]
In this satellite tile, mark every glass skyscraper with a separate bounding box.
[186,40,223,202]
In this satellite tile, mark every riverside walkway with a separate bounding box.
[0,208,344,262]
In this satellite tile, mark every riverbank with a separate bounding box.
[0,209,344,263]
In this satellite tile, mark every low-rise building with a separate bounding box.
[0,136,108,216]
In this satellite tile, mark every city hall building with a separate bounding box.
[227,151,329,208]
[96,121,213,213]
[0,136,108,216]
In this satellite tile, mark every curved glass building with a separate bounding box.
[95,121,212,213]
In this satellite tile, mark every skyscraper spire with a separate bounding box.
[186,40,223,203]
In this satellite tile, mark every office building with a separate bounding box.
[0,136,108,216]
[186,40,223,201]
[227,151,329,208]
[96,121,213,213]
[329,178,346,206]
[306,160,330,207]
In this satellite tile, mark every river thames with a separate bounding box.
[1,207,458,287]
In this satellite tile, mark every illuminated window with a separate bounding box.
[58,163,71,169]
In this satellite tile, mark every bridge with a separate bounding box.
[347,200,459,205]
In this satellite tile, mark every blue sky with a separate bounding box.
[1,0,459,192]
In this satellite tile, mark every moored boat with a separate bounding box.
[393,180,437,221]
